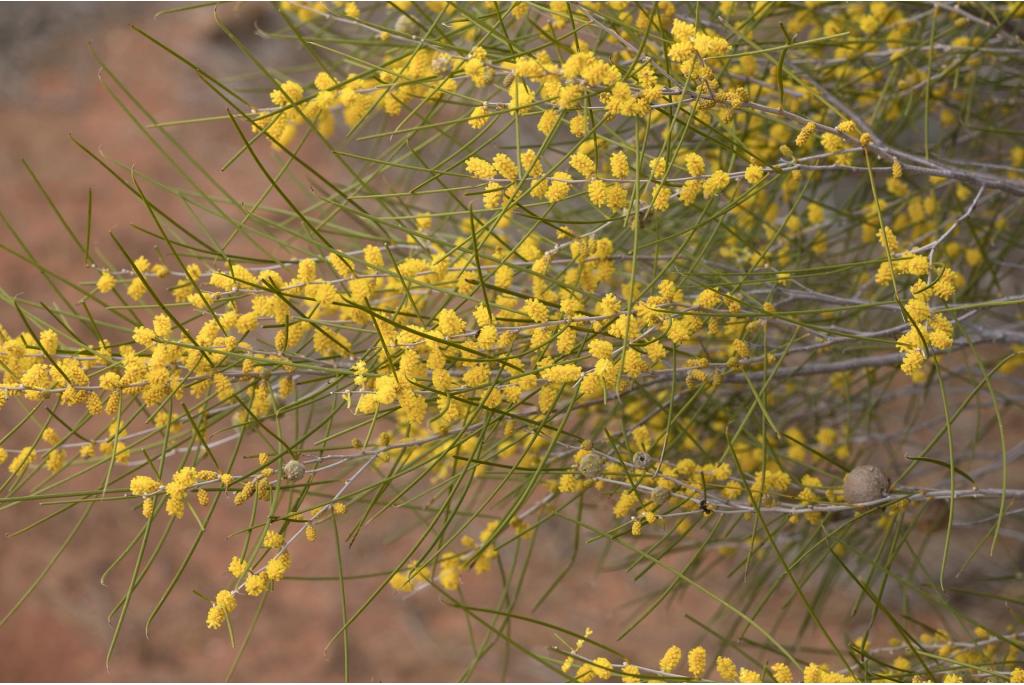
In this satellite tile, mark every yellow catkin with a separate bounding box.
[659,645,682,673]
[687,646,707,677]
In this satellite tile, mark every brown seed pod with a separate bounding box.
[632,451,653,469]
[577,452,604,479]
[282,459,306,482]
[843,465,889,504]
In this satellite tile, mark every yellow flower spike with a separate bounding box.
[228,556,248,578]
[262,529,285,549]
[716,656,739,681]
[658,645,682,673]
[687,646,707,677]
[244,572,268,597]
[96,271,117,293]
[739,666,762,682]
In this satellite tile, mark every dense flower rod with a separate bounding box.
[1,1,1024,681]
